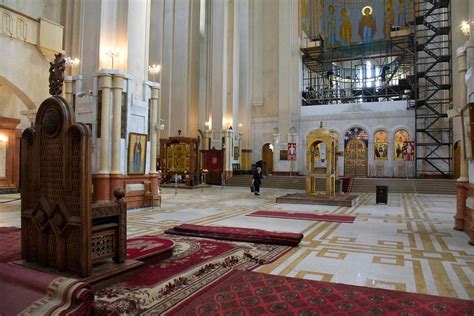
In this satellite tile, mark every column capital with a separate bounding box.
[150,86,160,99]
[20,110,37,124]
[112,74,125,89]
[98,74,112,89]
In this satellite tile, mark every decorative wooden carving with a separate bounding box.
[49,53,66,96]
[21,96,126,277]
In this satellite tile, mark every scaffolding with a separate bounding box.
[414,0,452,177]
[301,30,415,105]
[300,0,452,177]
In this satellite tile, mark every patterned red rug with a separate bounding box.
[247,210,356,223]
[0,263,93,315]
[165,224,304,246]
[127,236,175,260]
[94,235,292,315]
[167,270,474,315]
[0,227,175,263]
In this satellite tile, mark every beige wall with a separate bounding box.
[253,0,279,119]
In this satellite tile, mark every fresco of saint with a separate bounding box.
[384,0,394,39]
[339,7,353,46]
[397,0,407,27]
[327,4,337,46]
[358,6,377,44]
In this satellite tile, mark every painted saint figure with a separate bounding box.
[133,136,142,173]
[339,7,353,46]
[358,6,377,44]
[384,0,394,39]
[327,5,337,47]
[397,0,407,27]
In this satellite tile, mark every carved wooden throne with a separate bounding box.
[21,96,126,277]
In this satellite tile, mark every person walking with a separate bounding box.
[252,166,263,196]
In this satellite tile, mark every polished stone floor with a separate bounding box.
[1,187,472,300]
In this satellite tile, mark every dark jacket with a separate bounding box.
[253,170,263,185]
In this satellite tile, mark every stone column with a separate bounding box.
[96,73,112,201]
[111,74,125,174]
[64,77,74,105]
[204,130,212,150]
[110,74,125,198]
[457,47,469,182]
[222,129,233,180]
[149,84,160,205]
[272,132,280,174]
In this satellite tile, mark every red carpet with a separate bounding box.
[165,224,303,246]
[167,270,474,315]
[0,263,93,315]
[0,227,175,263]
[0,226,21,263]
[94,235,291,315]
[127,236,175,260]
[247,210,356,223]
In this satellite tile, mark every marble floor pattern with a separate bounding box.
[1,187,472,300]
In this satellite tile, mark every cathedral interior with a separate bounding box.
[0,0,473,314]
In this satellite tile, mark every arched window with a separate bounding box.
[394,130,409,160]
[374,131,388,160]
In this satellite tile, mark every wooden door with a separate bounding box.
[344,139,367,177]
[262,144,273,175]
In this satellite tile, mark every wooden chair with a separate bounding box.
[21,96,126,277]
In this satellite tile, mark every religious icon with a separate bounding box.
[327,4,337,47]
[397,0,407,27]
[384,0,394,39]
[288,143,297,160]
[128,132,147,174]
[339,7,353,46]
[358,6,377,44]
[394,130,408,160]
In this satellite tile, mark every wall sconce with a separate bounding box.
[223,119,232,130]
[238,123,243,128]
[461,20,470,37]
[0,134,8,143]
[269,143,274,151]
[148,64,162,82]
[65,57,80,67]
[159,119,165,130]
[106,50,120,69]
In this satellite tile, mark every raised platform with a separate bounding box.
[276,193,359,207]
[161,183,212,190]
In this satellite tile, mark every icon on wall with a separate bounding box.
[128,132,147,174]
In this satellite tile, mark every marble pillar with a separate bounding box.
[96,73,112,201]
[110,74,125,197]
[149,84,160,205]
[457,47,469,182]
[222,129,233,179]
[273,133,280,174]
[64,77,74,105]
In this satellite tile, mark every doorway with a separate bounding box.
[262,143,273,175]
[344,138,368,177]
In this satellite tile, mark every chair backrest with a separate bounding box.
[21,96,92,274]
